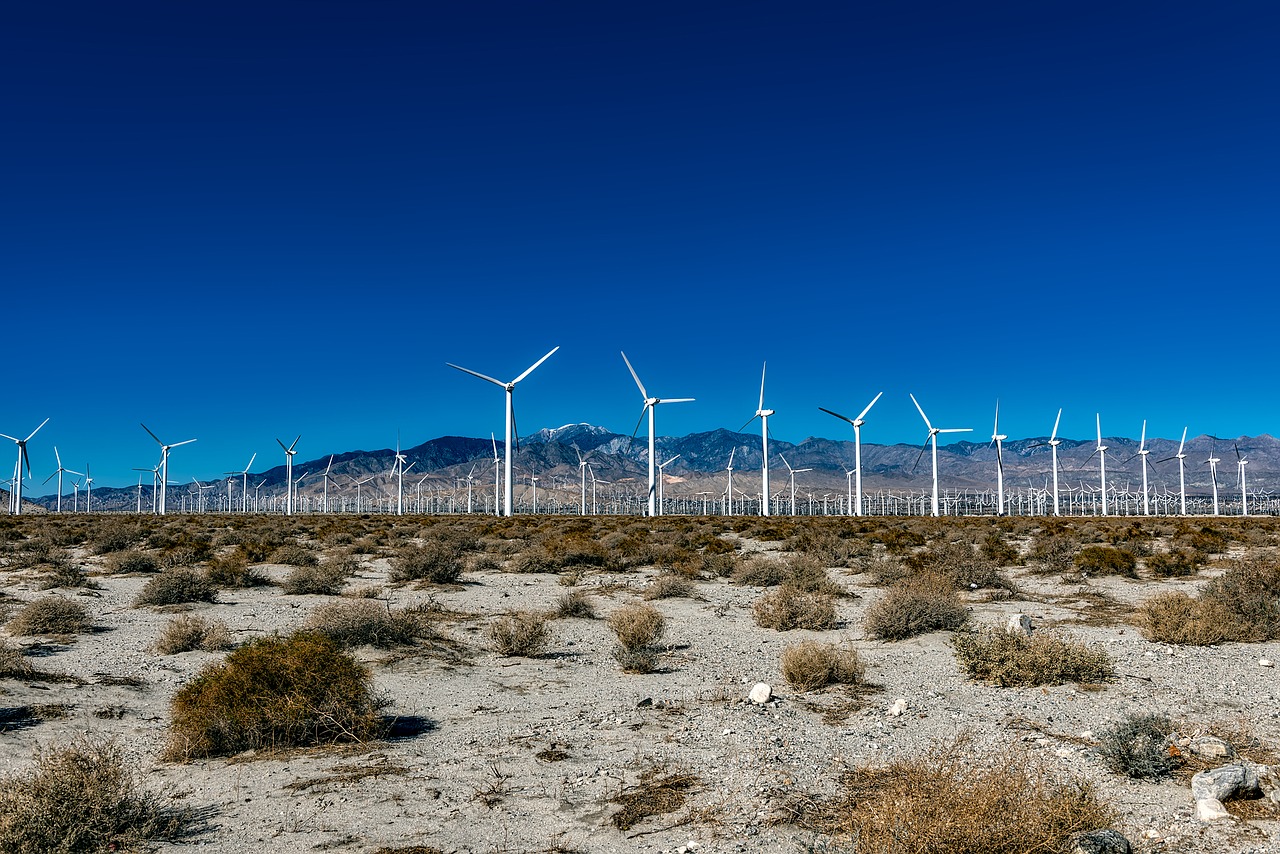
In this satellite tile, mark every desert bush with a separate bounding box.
[166,631,387,760]
[879,527,926,555]
[1074,545,1138,578]
[1029,532,1079,574]
[1136,591,1235,645]
[643,573,696,600]
[389,542,464,584]
[753,586,837,631]
[952,626,1114,687]
[282,561,351,596]
[0,638,33,677]
[1097,713,1180,780]
[1201,557,1280,640]
[487,611,550,657]
[155,615,234,654]
[608,603,666,651]
[554,590,597,619]
[37,560,97,590]
[134,569,217,607]
[863,577,969,641]
[784,554,845,596]
[303,600,431,648]
[7,597,91,636]
[1145,549,1200,578]
[779,640,865,692]
[106,550,159,574]
[803,739,1115,852]
[731,556,790,587]
[1176,525,1229,557]
[613,648,660,674]
[89,522,139,555]
[205,552,267,588]
[0,737,187,853]
[269,544,318,567]
[980,530,1021,566]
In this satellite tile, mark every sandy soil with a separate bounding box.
[1,523,1278,854]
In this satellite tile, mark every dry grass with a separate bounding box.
[282,561,352,596]
[1136,591,1234,645]
[134,569,217,607]
[553,590,597,619]
[0,638,33,678]
[302,600,433,649]
[642,573,697,600]
[752,586,836,631]
[166,631,388,761]
[105,550,159,574]
[155,615,235,654]
[862,576,968,640]
[608,603,665,651]
[0,737,188,853]
[779,640,865,692]
[7,597,91,636]
[610,768,699,830]
[952,626,1114,687]
[487,611,550,657]
[389,542,465,584]
[1097,713,1180,780]
[780,738,1115,853]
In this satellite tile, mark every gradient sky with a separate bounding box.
[5,1,1279,488]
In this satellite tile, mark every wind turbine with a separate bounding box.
[224,452,257,514]
[1079,415,1111,516]
[574,446,594,515]
[41,446,80,513]
[818,391,882,516]
[1121,420,1153,515]
[490,433,501,516]
[276,436,301,515]
[1205,438,1221,516]
[465,465,477,513]
[1236,444,1249,516]
[132,462,160,513]
[0,418,49,515]
[777,454,812,516]
[909,394,972,517]
[447,347,558,517]
[84,464,94,513]
[656,454,681,516]
[317,455,338,513]
[621,351,694,517]
[141,424,196,516]
[390,435,410,515]
[1155,427,1189,516]
[740,363,776,516]
[724,448,736,516]
[990,401,1007,516]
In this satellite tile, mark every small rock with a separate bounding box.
[1260,658,1274,667]
[748,683,772,704]
[887,698,908,717]
[1006,613,1033,635]
[1194,798,1233,822]
[1188,736,1234,760]
[1191,764,1261,802]
[1055,747,1074,758]
[1067,828,1132,853]
[637,697,653,708]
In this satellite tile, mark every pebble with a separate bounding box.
[748,683,772,704]
[1260,658,1273,667]
[887,698,908,717]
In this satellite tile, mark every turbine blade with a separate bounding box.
[1051,408,1062,441]
[909,394,932,431]
[511,407,521,452]
[1178,426,1187,455]
[247,452,257,471]
[993,399,1000,435]
[24,418,50,443]
[818,406,855,425]
[631,405,648,439]
[446,363,506,387]
[324,455,333,474]
[289,436,301,452]
[54,446,61,468]
[171,438,197,448]
[855,391,883,422]
[141,423,163,445]
[41,470,57,485]
[276,438,289,452]
[739,414,760,432]
[758,362,766,412]
[658,398,694,404]
[513,345,559,384]
[912,440,929,473]
[620,351,648,399]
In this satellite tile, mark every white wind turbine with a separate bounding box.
[41,446,80,513]
[656,454,681,515]
[447,346,559,517]
[819,391,882,516]
[574,446,594,515]
[724,448,736,516]
[490,434,501,516]
[84,464,94,513]
[909,394,973,517]
[1082,414,1109,516]
[1121,420,1153,515]
[70,477,81,513]
[141,424,196,516]
[843,466,855,515]
[465,465,477,513]
[276,436,301,515]
[990,401,1007,516]
[390,436,411,515]
[622,351,694,517]
[1235,444,1249,516]
[224,452,257,514]
[1155,427,1189,516]
[739,363,776,516]
[776,453,812,516]
[1,418,49,515]
[317,455,338,513]
[1205,438,1221,516]
[252,478,267,512]
[1026,409,1065,515]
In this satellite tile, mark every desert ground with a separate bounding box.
[0,512,1277,854]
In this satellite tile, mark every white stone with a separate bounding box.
[748,683,772,704]
[888,698,908,717]
[1189,736,1235,760]
[1194,798,1232,822]
[1191,764,1260,802]
[1260,658,1274,667]
[1055,747,1074,758]
[1006,613,1033,635]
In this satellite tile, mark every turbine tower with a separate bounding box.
[1206,439,1221,516]
[276,436,301,516]
[740,363,775,516]
[224,452,257,514]
[1155,427,1189,516]
[41,446,79,513]
[141,424,196,516]
[818,391,882,516]
[621,351,693,517]
[1084,414,1109,516]
[724,448,735,516]
[777,453,812,516]
[990,400,1007,516]
[574,446,594,516]
[1236,445,1249,516]
[909,394,972,517]
[447,346,559,516]
[0,418,49,515]
[656,454,681,516]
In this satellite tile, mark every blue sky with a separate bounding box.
[4,1,1279,488]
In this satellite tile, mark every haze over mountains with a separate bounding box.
[23,424,1278,512]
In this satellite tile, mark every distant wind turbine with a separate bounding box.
[1,418,49,515]
[574,446,594,516]
[1236,444,1249,516]
[447,346,559,516]
[740,363,775,517]
[656,454,681,516]
[621,351,693,517]
[141,424,196,516]
[990,401,1007,516]
[1082,415,1110,516]
[777,453,812,516]
[909,394,972,517]
[1155,427,1189,516]
[819,391,882,516]
[276,436,301,515]
[41,446,79,514]
[1205,438,1221,516]
[224,452,257,514]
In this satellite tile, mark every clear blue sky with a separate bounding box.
[5,1,1279,487]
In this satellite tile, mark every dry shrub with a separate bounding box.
[302,600,431,649]
[155,615,234,654]
[554,590,597,619]
[863,576,968,641]
[205,552,267,588]
[905,540,1011,590]
[1145,549,1200,578]
[0,638,33,677]
[269,544,318,567]
[1074,545,1138,578]
[134,569,217,607]
[282,561,351,596]
[487,611,550,657]
[784,554,845,596]
[0,737,187,853]
[1097,713,1180,780]
[798,739,1114,852]
[105,550,159,574]
[731,556,790,587]
[1136,592,1233,645]
[952,626,1114,687]
[1029,531,1079,574]
[1201,556,1280,640]
[780,640,865,692]
[89,522,140,555]
[610,769,699,830]
[643,573,696,600]
[980,530,1021,566]
[37,560,97,591]
[166,631,387,761]
[7,597,91,636]
[389,542,464,584]
[609,603,666,650]
[753,586,836,631]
